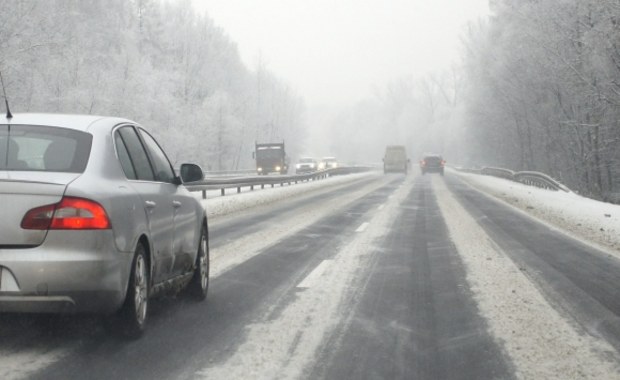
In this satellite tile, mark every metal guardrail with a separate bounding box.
[480,167,515,180]
[203,169,256,177]
[514,171,571,192]
[456,166,571,193]
[185,166,372,198]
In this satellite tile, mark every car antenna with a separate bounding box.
[0,71,13,120]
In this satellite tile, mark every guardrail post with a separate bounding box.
[251,185,254,191]
[221,188,225,196]
[202,190,206,199]
[262,184,265,189]
[237,186,241,193]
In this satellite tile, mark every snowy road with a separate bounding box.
[2,172,620,379]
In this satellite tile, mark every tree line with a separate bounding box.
[0,0,305,171]
[461,0,620,200]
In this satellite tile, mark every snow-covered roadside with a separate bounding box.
[199,172,377,218]
[451,169,620,258]
[196,176,414,379]
[433,177,620,380]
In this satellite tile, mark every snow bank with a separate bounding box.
[200,172,376,218]
[451,169,620,258]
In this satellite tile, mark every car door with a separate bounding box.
[114,126,175,284]
[137,128,198,277]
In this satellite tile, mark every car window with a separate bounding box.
[117,126,155,181]
[0,124,92,172]
[114,130,137,180]
[138,128,175,184]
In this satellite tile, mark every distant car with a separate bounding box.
[295,157,318,173]
[319,157,338,170]
[383,145,409,174]
[0,113,209,338]
[420,154,445,175]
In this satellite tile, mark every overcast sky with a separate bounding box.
[192,0,490,107]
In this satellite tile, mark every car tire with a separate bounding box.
[117,243,149,339]
[188,223,209,300]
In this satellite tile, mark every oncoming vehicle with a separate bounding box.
[295,157,318,173]
[0,113,209,338]
[420,154,445,175]
[319,156,338,170]
[254,142,288,175]
[383,145,409,174]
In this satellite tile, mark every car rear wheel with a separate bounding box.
[188,224,209,300]
[117,243,149,338]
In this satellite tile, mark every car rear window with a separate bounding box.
[0,124,92,172]
[424,156,443,165]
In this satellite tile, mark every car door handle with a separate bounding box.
[172,201,182,208]
[145,200,157,209]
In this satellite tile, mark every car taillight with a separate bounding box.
[21,197,111,230]
[421,160,426,166]
[441,160,446,167]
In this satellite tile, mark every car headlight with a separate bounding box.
[310,164,315,168]
[275,166,281,171]
[258,167,263,172]
[296,164,301,169]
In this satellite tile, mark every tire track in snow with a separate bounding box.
[194,175,415,379]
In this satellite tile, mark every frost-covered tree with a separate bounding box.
[462,0,620,199]
[0,0,306,171]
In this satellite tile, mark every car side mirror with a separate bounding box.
[180,163,204,183]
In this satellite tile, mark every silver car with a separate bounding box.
[0,113,209,338]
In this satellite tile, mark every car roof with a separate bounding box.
[2,113,135,132]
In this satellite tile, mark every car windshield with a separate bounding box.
[256,147,283,160]
[299,158,314,163]
[0,125,92,172]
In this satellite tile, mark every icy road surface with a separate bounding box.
[1,172,620,380]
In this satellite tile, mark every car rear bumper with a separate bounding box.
[422,166,444,172]
[0,230,133,314]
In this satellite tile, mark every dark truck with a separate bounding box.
[253,142,289,175]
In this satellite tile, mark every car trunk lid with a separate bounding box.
[0,173,79,247]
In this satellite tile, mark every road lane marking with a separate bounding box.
[355,222,369,232]
[297,260,334,288]
[196,175,417,380]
